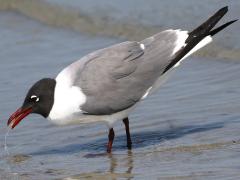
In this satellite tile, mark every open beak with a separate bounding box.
[7,107,32,129]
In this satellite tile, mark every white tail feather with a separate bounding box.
[174,35,213,68]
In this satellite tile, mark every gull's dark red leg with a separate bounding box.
[123,117,132,149]
[107,128,115,153]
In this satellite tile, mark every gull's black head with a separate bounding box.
[8,78,56,129]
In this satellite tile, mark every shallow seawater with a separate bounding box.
[0,11,240,180]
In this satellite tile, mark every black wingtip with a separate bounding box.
[209,19,238,36]
[219,6,228,13]
[163,6,234,74]
[186,6,230,43]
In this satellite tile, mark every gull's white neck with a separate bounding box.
[48,70,87,125]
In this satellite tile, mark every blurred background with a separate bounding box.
[0,0,240,179]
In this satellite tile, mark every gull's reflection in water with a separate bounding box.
[108,150,134,180]
[67,151,134,179]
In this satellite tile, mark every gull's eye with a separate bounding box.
[30,95,40,102]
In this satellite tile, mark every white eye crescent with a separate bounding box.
[31,95,40,102]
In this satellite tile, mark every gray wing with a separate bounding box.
[74,30,180,115]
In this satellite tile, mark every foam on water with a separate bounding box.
[0,0,239,60]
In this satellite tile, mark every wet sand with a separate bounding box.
[0,5,240,180]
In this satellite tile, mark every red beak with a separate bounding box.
[7,107,32,129]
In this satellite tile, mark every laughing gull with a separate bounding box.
[8,7,237,152]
